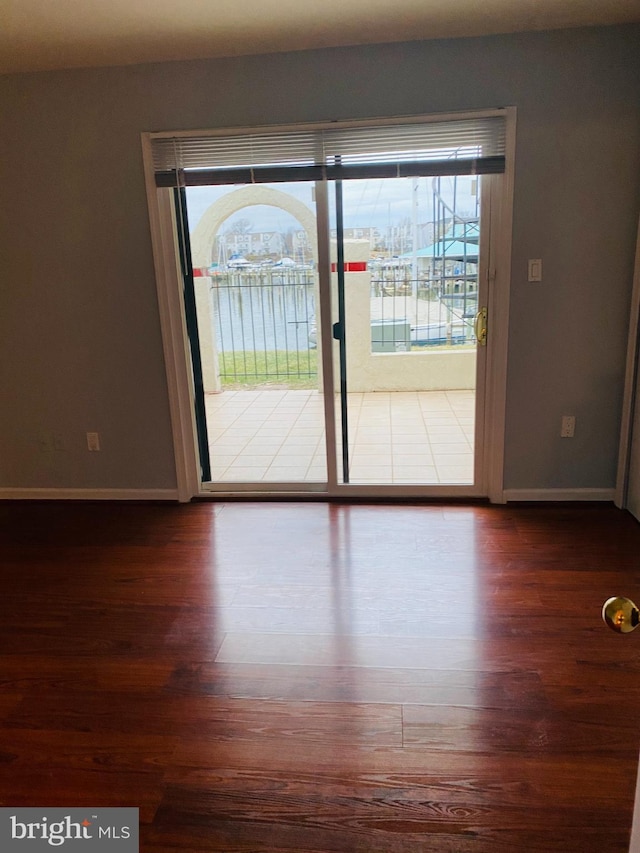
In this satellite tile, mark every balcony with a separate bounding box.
[206,388,473,484]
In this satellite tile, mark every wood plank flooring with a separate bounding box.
[1,501,640,851]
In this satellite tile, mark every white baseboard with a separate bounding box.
[0,488,180,501]
[503,488,616,503]
[0,486,615,505]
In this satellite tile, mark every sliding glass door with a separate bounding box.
[147,112,505,495]
[329,174,484,486]
[182,181,327,486]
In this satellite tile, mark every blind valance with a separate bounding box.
[151,113,506,187]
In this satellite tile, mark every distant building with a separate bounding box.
[217,230,286,261]
[291,230,313,263]
[329,226,381,249]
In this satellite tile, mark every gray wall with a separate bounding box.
[1,25,639,493]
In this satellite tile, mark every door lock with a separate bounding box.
[602,597,640,634]
[474,307,488,346]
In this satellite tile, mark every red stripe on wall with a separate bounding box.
[330,261,368,272]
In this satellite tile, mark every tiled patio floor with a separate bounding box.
[205,389,474,485]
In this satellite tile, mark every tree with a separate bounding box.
[225,217,253,235]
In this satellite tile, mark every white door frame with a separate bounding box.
[629,759,640,852]
[141,108,516,502]
[484,108,516,503]
[615,215,640,510]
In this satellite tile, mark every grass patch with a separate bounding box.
[219,350,318,389]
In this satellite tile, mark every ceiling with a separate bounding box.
[2,0,640,75]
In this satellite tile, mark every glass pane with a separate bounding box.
[334,175,479,485]
[184,183,327,485]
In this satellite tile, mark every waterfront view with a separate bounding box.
[189,175,480,388]
[185,172,481,486]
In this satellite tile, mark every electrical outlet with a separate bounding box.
[561,415,575,438]
[86,431,101,451]
[37,431,51,452]
[37,431,66,451]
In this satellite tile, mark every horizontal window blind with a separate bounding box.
[151,114,506,187]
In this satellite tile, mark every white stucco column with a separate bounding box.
[193,274,220,394]
[330,239,475,392]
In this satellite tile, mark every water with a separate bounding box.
[212,276,315,353]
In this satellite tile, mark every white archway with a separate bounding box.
[189,186,318,393]
[190,185,317,267]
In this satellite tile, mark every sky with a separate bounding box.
[186,176,479,236]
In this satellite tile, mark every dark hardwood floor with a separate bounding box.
[1,500,640,851]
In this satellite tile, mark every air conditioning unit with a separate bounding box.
[371,319,411,353]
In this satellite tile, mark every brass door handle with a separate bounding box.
[602,597,640,633]
[474,307,487,346]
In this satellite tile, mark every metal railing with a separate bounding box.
[369,268,478,351]
[209,267,478,386]
[211,268,317,387]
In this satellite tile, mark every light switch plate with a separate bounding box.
[528,259,542,282]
